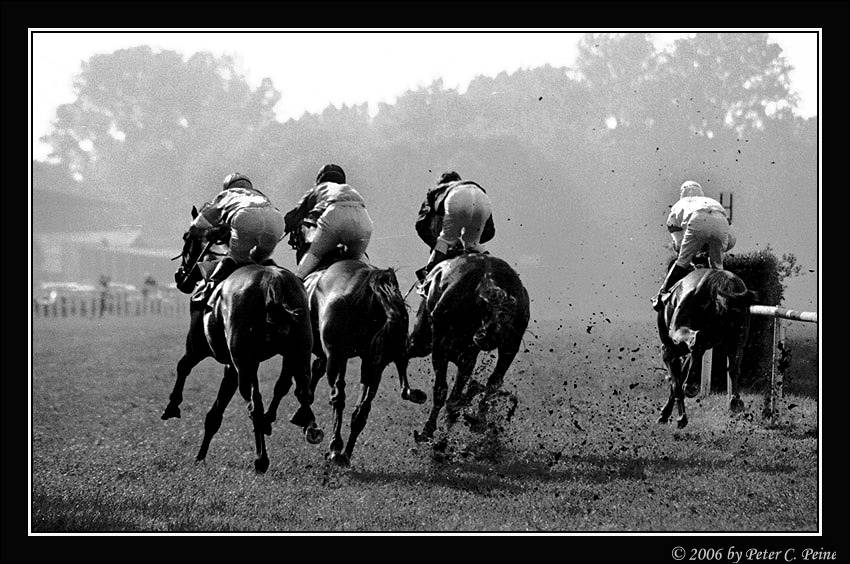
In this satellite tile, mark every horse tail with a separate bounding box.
[366,268,408,366]
[262,268,305,328]
[473,275,518,351]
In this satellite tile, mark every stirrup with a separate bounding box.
[415,266,428,283]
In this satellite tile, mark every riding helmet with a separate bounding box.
[223,172,253,190]
[439,171,461,185]
[679,180,704,198]
[316,164,346,185]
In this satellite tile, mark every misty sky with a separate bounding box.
[30,31,819,161]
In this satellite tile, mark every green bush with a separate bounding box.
[724,248,783,390]
[665,247,785,390]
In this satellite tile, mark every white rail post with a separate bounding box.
[700,350,713,399]
[763,316,787,421]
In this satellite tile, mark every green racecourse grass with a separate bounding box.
[31,314,818,532]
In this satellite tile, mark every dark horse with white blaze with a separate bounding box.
[286,225,427,466]
[161,205,323,473]
[407,253,530,443]
[656,267,757,429]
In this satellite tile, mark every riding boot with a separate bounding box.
[295,251,322,280]
[652,263,691,311]
[417,249,448,282]
[193,256,238,305]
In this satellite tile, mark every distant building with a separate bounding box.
[32,188,178,285]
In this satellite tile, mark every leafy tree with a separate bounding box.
[41,46,280,240]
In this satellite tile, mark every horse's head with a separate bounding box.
[473,277,519,351]
[173,205,227,293]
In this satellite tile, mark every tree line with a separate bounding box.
[35,33,817,307]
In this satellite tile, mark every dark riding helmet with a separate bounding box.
[438,171,461,185]
[316,164,346,185]
[223,172,252,190]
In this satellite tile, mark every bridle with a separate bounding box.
[172,228,228,292]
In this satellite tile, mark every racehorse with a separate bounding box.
[285,222,427,466]
[407,252,530,443]
[161,205,323,473]
[656,267,757,429]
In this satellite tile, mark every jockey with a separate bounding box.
[652,180,733,311]
[414,171,495,281]
[284,164,374,280]
[191,173,286,303]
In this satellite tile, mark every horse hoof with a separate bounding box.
[730,398,745,413]
[289,406,315,428]
[413,430,432,444]
[254,456,270,474]
[656,415,670,424]
[330,452,350,467]
[676,415,689,429]
[463,413,487,433]
[304,425,324,445]
[161,405,181,420]
[403,388,428,404]
[466,381,486,397]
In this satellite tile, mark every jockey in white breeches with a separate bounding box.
[652,180,735,310]
[285,164,373,280]
[191,173,286,303]
[414,171,495,279]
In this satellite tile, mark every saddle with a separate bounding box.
[416,249,487,298]
[191,258,281,311]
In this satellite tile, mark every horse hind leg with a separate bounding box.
[325,353,348,464]
[196,364,238,463]
[657,348,678,424]
[683,348,705,399]
[310,354,327,394]
[446,348,478,427]
[233,357,270,473]
[286,352,324,445]
[396,356,427,404]
[341,362,384,465]
[262,358,294,436]
[726,332,746,413]
[414,347,449,443]
[486,348,518,393]
[674,366,688,429]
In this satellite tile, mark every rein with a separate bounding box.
[173,238,215,271]
[403,279,420,300]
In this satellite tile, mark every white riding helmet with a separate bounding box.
[680,180,704,198]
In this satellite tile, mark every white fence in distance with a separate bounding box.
[32,289,190,318]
